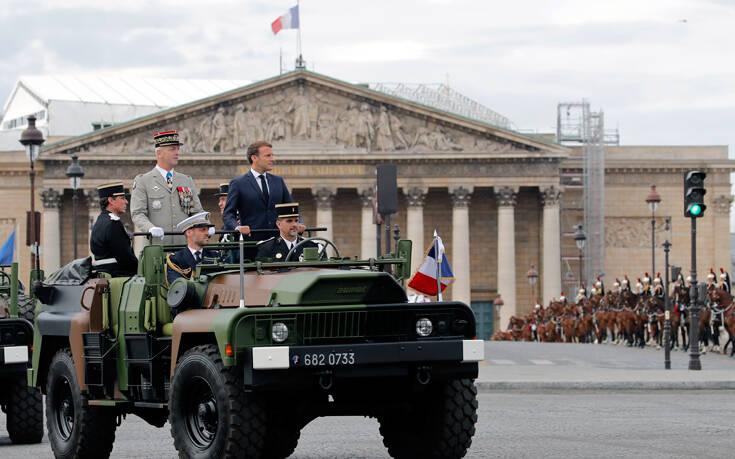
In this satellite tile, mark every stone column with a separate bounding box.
[496,186,517,330]
[41,189,62,273]
[541,186,562,305]
[450,187,472,304]
[405,187,428,274]
[359,188,376,259]
[314,188,336,255]
[713,194,733,271]
[84,189,101,255]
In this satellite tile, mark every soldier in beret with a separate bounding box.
[256,203,318,261]
[166,212,217,287]
[90,182,138,276]
[131,130,203,245]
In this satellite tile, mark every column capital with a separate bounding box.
[713,194,733,215]
[313,187,336,210]
[495,186,518,207]
[84,189,101,211]
[404,186,428,207]
[449,186,472,208]
[541,185,562,207]
[41,188,62,209]
[359,187,374,208]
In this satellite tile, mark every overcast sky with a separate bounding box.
[1,0,733,153]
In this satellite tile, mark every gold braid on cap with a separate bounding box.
[166,253,192,283]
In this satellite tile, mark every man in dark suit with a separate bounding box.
[90,182,138,276]
[166,212,217,287]
[223,141,304,241]
[257,203,318,261]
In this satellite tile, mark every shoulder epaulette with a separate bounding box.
[257,236,275,246]
[166,253,192,279]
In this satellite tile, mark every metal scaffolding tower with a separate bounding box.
[557,100,619,287]
[369,83,514,131]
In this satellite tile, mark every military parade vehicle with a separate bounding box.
[0,263,43,444]
[29,235,483,459]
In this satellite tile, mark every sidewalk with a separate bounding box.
[474,342,735,391]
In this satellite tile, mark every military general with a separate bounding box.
[90,182,138,276]
[130,130,203,244]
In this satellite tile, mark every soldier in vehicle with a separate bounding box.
[215,182,238,263]
[90,182,138,276]
[256,203,318,261]
[166,211,217,288]
[130,130,203,244]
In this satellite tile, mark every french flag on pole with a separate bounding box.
[271,5,300,34]
[408,231,455,297]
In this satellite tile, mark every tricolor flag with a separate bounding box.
[408,231,454,297]
[0,228,16,265]
[271,5,300,35]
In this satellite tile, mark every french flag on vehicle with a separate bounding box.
[408,231,455,297]
[271,5,300,34]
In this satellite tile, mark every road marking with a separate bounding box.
[529,359,554,365]
[488,359,517,365]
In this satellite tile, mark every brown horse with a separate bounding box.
[707,286,735,356]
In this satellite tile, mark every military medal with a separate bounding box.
[177,186,193,215]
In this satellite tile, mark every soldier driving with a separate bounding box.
[256,203,318,261]
[130,130,203,244]
[90,182,138,276]
[166,212,217,288]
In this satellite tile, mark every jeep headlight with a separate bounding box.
[272,322,289,343]
[415,318,433,337]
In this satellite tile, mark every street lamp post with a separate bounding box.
[527,265,539,306]
[19,115,45,273]
[646,185,661,279]
[66,155,85,259]
[663,217,672,370]
[574,225,587,289]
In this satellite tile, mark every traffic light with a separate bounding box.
[684,171,706,218]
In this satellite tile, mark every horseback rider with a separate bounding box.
[653,272,665,301]
[719,267,731,294]
[612,278,621,293]
[576,286,587,303]
[707,268,717,287]
[594,277,605,296]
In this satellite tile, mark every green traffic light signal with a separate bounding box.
[689,204,702,216]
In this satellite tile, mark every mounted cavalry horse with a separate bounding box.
[707,285,735,356]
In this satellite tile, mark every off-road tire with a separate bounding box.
[169,344,267,459]
[17,294,36,323]
[46,349,117,459]
[6,375,43,444]
[378,378,478,459]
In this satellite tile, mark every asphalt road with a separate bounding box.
[2,390,733,458]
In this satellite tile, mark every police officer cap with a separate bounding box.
[275,202,300,219]
[154,130,183,148]
[214,182,229,197]
[97,182,127,200]
[177,211,215,233]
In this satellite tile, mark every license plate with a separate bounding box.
[294,351,356,367]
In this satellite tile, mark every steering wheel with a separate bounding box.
[285,237,340,262]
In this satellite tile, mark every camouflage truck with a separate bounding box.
[29,236,483,459]
[0,263,43,444]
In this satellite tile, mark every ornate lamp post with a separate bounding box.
[662,217,672,369]
[19,115,45,272]
[646,185,661,278]
[574,225,586,288]
[65,155,85,259]
[527,265,539,306]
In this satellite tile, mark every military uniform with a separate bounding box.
[130,131,202,244]
[256,202,317,262]
[166,212,217,287]
[90,182,138,276]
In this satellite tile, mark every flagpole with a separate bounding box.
[296,0,304,68]
[434,231,442,301]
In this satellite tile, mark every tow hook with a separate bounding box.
[416,366,432,385]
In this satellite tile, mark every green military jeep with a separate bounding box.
[0,263,43,444]
[29,237,483,459]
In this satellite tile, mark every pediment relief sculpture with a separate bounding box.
[77,84,532,157]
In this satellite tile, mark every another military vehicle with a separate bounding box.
[30,237,483,459]
[0,263,43,444]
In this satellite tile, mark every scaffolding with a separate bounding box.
[557,100,619,288]
[369,83,514,131]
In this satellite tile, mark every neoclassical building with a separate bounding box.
[1,70,732,335]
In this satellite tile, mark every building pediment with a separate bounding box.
[43,70,567,159]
